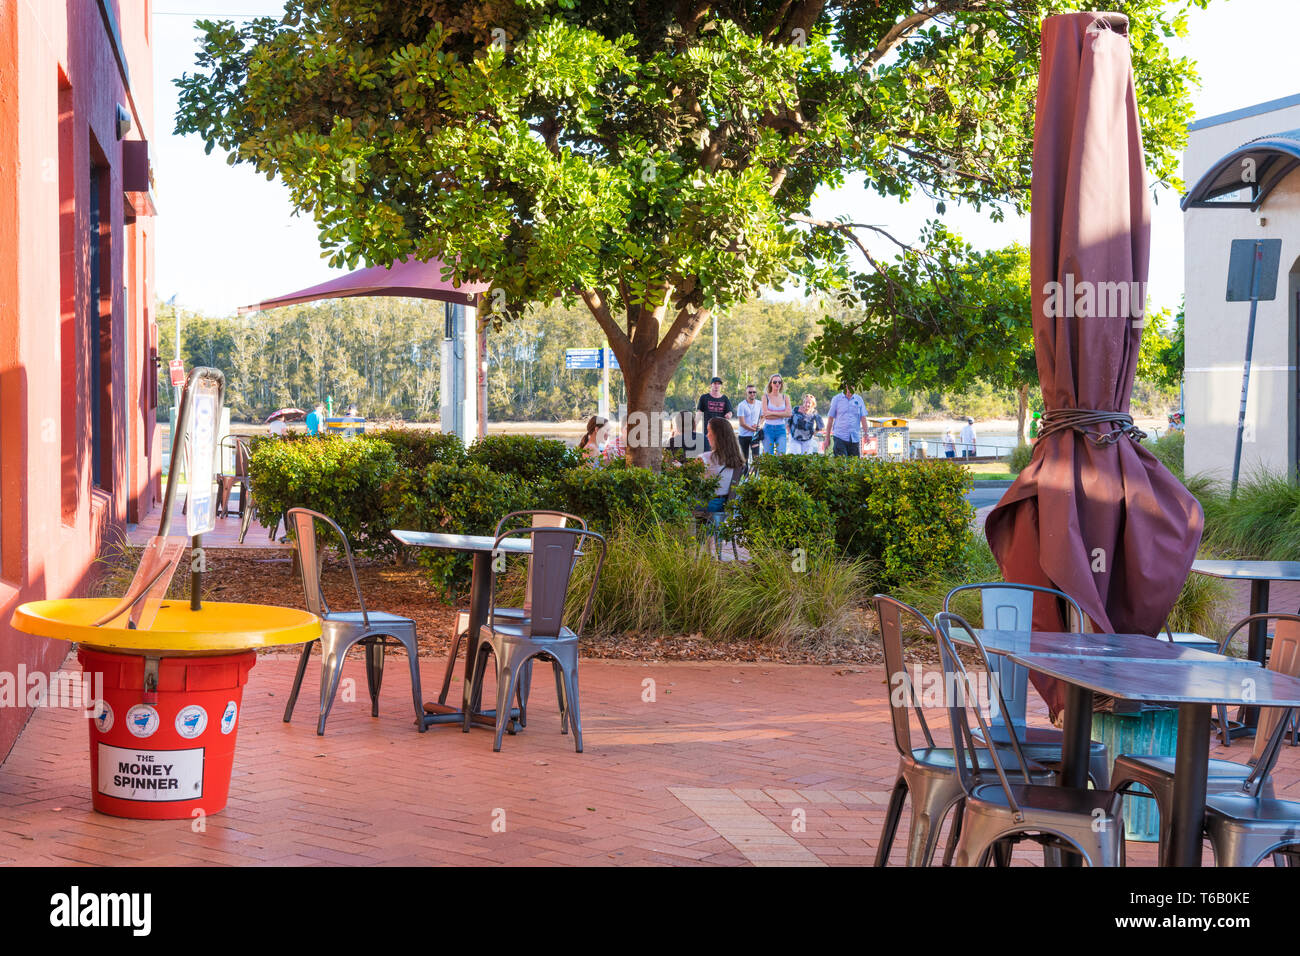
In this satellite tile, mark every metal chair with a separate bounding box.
[465,525,606,752]
[283,508,425,735]
[872,596,1055,867]
[439,511,587,727]
[215,436,251,519]
[1201,710,1300,867]
[944,582,1110,788]
[1112,613,1300,865]
[1162,623,1239,744]
[934,611,1125,867]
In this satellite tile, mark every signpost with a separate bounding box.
[565,348,620,420]
[1225,238,1282,497]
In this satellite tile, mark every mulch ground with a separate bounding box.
[196,548,887,666]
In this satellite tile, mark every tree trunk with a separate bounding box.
[623,359,672,470]
[1016,383,1030,445]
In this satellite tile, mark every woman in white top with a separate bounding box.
[701,418,745,511]
[760,374,792,455]
[577,415,610,464]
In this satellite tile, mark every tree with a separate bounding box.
[175,0,1208,466]
[808,231,1040,440]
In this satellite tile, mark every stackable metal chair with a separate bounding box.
[1201,709,1300,867]
[944,582,1110,788]
[440,511,586,726]
[872,596,1055,867]
[934,612,1125,867]
[284,508,424,735]
[466,525,605,752]
[215,436,251,519]
[1112,613,1300,865]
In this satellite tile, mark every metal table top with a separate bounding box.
[1191,559,1300,582]
[955,629,1256,666]
[391,530,536,553]
[1006,654,1300,707]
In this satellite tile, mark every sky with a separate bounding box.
[151,0,1297,320]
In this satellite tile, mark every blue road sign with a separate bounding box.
[565,348,603,370]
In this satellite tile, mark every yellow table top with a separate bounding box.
[10,599,320,655]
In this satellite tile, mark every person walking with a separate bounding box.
[697,377,733,451]
[825,385,869,456]
[789,394,824,454]
[943,428,957,458]
[760,374,792,455]
[735,383,762,465]
[959,416,978,458]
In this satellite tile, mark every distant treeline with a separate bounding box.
[156,298,1177,424]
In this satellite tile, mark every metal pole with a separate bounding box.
[1230,241,1264,499]
[712,312,718,379]
[600,349,610,420]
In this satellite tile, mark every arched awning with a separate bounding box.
[1181,129,1300,211]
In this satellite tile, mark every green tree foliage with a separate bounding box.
[174,0,1208,465]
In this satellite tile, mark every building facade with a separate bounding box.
[0,0,160,758]
[1183,94,1300,481]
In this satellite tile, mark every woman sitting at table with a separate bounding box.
[577,415,610,464]
[701,418,744,512]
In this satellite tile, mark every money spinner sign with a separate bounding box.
[185,376,221,536]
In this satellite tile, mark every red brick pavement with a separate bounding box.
[2,651,1297,866]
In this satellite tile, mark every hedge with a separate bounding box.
[751,454,973,587]
[247,431,973,592]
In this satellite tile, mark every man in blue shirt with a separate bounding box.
[825,385,869,457]
[305,403,325,436]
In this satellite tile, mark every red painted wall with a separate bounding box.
[0,0,158,760]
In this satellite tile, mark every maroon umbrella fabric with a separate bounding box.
[237,257,488,313]
[984,12,1203,715]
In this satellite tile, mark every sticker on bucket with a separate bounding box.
[94,701,114,734]
[98,743,204,801]
[125,705,160,738]
[220,701,237,735]
[175,705,208,739]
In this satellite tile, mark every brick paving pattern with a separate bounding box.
[2,651,1297,866]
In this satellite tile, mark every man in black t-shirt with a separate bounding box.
[697,376,733,451]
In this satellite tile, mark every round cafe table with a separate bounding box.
[391,530,528,730]
[1191,559,1300,733]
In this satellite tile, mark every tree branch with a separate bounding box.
[860,1,992,69]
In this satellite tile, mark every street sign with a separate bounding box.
[1226,239,1281,301]
[607,349,620,371]
[565,348,603,370]
[169,358,186,387]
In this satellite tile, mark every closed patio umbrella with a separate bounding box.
[984,11,1203,716]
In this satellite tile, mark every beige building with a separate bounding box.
[1183,93,1300,480]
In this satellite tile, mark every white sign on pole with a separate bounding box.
[186,379,220,536]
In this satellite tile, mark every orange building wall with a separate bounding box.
[0,0,159,760]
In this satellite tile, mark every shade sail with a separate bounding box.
[984,12,1203,716]
[237,257,488,313]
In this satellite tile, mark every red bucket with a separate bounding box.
[78,647,257,819]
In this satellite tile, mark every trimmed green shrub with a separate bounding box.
[248,435,399,555]
[752,455,973,587]
[1146,430,1184,479]
[1008,442,1033,474]
[383,460,537,595]
[368,428,467,470]
[545,458,697,532]
[467,434,581,483]
[725,475,833,555]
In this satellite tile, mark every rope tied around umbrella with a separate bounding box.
[1038,408,1148,446]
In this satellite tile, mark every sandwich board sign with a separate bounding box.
[185,377,220,536]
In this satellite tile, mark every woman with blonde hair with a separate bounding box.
[789,394,824,454]
[760,373,792,454]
